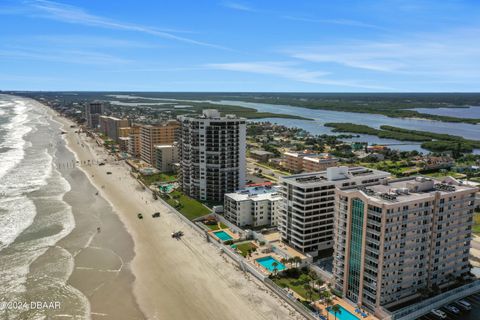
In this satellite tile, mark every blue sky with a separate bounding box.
[1,0,480,92]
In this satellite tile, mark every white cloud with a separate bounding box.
[0,48,131,65]
[282,16,381,29]
[205,61,389,89]
[221,1,255,12]
[288,28,480,79]
[17,0,228,50]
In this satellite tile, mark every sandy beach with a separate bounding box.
[50,107,302,320]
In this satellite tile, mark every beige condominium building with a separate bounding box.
[154,144,178,173]
[333,176,478,315]
[99,116,130,142]
[283,152,338,173]
[178,109,246,202]
[279,166,390,257]
[127,125,141,158]
[140,120,179,165]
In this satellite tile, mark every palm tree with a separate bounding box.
[303,283,313,301]
[272,261,279,276]
[324,296,333,320]
[331,304,341,320]
[315,278,324,292]
[308,270,319,288]
[280,258,288,268]
[294,256,302,267]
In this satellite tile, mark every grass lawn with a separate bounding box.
[473,213,480,235]
[424,171,465,179]
[207,222,227,230]
[235,241,256,257]
[140,172,177,186]
[165,191,210,220]
[274,277,321,301]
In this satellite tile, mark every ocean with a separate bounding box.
[0,95,89,319]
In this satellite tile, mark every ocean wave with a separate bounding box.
[0,99,32,180]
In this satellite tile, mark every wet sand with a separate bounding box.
[49,107,302,320]
[52,111,144,319]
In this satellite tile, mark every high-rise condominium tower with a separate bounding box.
[178,109,246,202]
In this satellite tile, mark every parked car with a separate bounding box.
[430,309,447,319]
[444,304,460,314]
[456,300,472,311]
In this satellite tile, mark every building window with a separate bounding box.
[347,198,364,302]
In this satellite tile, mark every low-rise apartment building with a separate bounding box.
[283,152,338,173]
[224,186,282,228]
[332,176,478,315]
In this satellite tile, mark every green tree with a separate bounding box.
[272,261,279,276]
[331,304,341,320]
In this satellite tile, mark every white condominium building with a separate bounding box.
[224,185,282,228]
[279,166,390,257]
[178,109,246,202]
[333,176,478,315]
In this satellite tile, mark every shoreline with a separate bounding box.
[47,105,145,319]
[48,106,302,319]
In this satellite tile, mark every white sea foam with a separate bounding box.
[0,96,89,318]
[0,99,32,180]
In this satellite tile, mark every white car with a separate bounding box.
[457,299,472,310]
[431,309,447,319]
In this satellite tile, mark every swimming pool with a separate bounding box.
[213,230,233,241]
[255,256,286,272]
[328,305,360,320]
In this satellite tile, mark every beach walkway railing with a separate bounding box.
[155,193,318,320]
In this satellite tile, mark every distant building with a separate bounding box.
[118,137,130,151]
[140,121,179,166]
[416,155,454,171]
[99,116,130,142]
[127,126,141,158]
[366,145,388,152]
[224,186,281,228]
[250,149,275,162]
[279,166,390,257]
[85,101,104,129]
[333,176,478,314]
[178,109,246,202]
[302,154,340,172]
[283,151,338,173]
[118,127,132,138]
[154,144,178,172]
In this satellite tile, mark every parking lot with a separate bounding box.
[418,293,480,320]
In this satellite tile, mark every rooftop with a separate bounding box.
[178,109,245,121]
[281,166,390,186]
[225,185,282,202]
[343,176,478,203]
[250,149,275,156]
